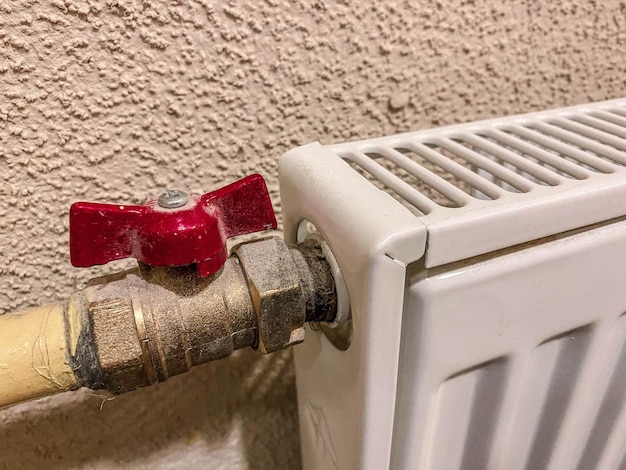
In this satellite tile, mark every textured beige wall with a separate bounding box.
[1,0,625,468]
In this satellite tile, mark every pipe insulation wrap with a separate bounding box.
[0,305,78,409]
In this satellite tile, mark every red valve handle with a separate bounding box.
[69,174,277,277]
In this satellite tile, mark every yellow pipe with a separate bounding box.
[0,305,78,409]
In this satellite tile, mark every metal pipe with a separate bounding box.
[0,237,339,408]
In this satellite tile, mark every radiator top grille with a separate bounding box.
[331,106,626,216]
[325,99,626,267]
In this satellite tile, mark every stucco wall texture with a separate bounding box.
[0,0,625,468]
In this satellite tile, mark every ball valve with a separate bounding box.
[0,174,340,408]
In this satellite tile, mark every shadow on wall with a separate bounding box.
[0,349,301,470]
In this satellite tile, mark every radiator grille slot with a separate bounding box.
[395,145,499,201]
[434,138,533,193]
[494,126,612,175]
[607,107,626,119]
[548,118,626,152]
[345,160,428,216]
[364,152,465,209]
[529,120,626,167]
[589,110,626,130]
[570,113,626,140]
[459,134,561,187]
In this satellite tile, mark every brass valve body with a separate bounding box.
[68,237,338,395]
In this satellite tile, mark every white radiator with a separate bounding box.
[279,98,626,470]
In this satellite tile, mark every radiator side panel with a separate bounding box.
[280,143,427,470]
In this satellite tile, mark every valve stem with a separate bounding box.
[157,190,189,209]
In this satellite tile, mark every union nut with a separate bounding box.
[232,237,306,354]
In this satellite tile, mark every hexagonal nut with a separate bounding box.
[232,237,306,354]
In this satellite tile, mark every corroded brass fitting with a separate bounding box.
[232,238,306,354]
[68,237,338,395]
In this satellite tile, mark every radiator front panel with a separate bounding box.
[392,219,626,470]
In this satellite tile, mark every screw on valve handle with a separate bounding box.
[69,174,277,277]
